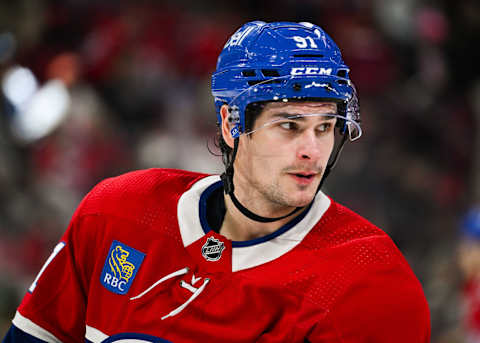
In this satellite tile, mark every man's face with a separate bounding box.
[233,101,337,211]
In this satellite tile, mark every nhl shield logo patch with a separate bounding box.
[101,240,145,295]
[201,237,225,261]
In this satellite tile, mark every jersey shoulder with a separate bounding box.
[307,198,417,274]
[297,199,430,340]
[77,168,208,218]
[305,198,390,251]
[298,197,428,307]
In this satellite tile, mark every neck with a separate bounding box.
[219,190,303,242]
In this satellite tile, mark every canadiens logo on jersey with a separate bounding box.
[201,237,225,261]
[101,240,145,294]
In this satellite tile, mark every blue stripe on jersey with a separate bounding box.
[2,325,47,343]
[198,180,313,247]
[199,180,223,235]
[101,333,172,342]
[231,201,312,247]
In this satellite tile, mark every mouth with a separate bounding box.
[288,172,318,185]
[293,173,314,179]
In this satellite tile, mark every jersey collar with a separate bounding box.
[177,175,331,271]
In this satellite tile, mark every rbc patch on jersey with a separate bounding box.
[101,240,145,295]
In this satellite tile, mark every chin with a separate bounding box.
[287,193,316,207]
[287,185,319,206]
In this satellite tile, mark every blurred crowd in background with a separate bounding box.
[0,0,479,341]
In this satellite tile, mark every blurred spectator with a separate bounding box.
[458,206,480,342]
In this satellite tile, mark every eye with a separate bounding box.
[279,121,299,131]
[317,122,332,133]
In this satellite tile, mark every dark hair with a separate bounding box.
[217,102,266,168]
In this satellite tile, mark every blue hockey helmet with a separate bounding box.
[211,21,361,140]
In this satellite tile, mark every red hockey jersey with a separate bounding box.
[5,169,430,342]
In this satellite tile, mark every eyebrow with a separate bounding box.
[269,112,337,120]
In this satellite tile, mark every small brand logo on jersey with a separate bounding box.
[201,237,225,261]
[101,240,145,295]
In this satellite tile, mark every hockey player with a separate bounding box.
[3,21,430,342]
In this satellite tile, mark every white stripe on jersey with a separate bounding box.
[12,311,63,343]
[231,191,331,271]
[85,325,108,343]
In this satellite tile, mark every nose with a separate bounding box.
[296,130,324,161]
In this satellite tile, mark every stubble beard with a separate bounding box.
[249,168,322,211]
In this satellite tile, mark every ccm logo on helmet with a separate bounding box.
[290,67,332,76]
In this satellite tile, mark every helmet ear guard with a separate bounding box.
[226,105,241,138]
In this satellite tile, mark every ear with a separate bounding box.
[220,104,235,149]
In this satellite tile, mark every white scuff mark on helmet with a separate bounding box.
[304,82,329,89]
[304,82,339,95]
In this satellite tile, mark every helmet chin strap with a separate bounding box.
[220,133,347,223]
[317,133,348,191]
